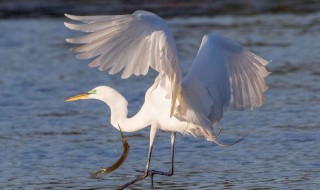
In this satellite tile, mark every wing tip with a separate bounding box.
[64,22,74,29]
[64,13,71,18]
[120,74,129,79]
[66,38,73,43]
[98,66,104,71]
[64,13,79,20]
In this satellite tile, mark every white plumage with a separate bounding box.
[178,34,270,138]
[65,11,181,115]
[65,10,270,189]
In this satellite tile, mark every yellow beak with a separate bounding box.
[65,93,89,102]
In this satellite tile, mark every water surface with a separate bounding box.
[0,12,319,189]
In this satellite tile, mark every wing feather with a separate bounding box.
[65,11,182,113]
[178,34,270,128]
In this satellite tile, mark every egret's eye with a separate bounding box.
[88,89,96,94]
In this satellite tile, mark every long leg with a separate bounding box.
[149,132,176,187]
[136,132,176,187]
[117,125,157,190]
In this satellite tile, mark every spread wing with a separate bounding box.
[177,34,270,127]
[65,10,182,114]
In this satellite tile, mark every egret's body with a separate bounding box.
[92,85,189,134]
[65,10,270,189]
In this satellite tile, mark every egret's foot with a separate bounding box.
[134,169,155,188]
[148,169,174,188]
[118,169,173,189]
[135,169,173,176]
[149,169,173,176]
[117,171,149,190]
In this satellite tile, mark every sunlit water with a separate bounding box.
[0,12,320,189]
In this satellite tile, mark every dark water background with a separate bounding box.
[0,2,320,190]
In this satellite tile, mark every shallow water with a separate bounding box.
[0,12,320,189]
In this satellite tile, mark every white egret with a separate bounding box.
[64,10,270,189]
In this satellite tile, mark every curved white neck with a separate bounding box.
[97,91,151,132]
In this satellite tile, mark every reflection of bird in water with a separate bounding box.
[64,10,270,189]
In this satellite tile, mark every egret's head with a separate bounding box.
[65,86,116,102]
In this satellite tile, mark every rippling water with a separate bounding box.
[0,12,320,189]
